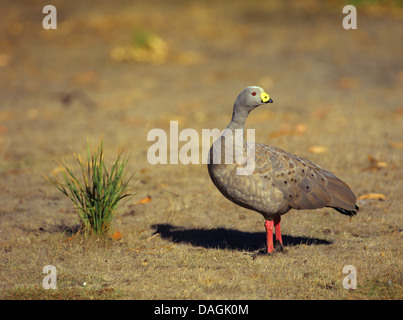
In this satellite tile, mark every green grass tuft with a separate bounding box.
[46,139,134,236]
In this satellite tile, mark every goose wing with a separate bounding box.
[254,144,357,212]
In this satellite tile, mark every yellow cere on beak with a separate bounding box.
[260,92,271,103]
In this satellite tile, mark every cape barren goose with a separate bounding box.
[208,86,358,254]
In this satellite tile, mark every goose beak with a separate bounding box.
[260,92,273,104]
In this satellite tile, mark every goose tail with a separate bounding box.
[331,205,359,217]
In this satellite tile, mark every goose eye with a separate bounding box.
[251,92,256,96]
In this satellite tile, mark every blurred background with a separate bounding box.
[1,0,402,161]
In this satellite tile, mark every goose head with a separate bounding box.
[234,86,273,113]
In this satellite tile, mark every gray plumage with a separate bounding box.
[208,86,358,224]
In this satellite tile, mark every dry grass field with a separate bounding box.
[0,0,402,300]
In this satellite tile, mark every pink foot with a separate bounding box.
[265,220,274,254]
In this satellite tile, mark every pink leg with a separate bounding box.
[274,216,282,244]
[264,220,274,253]
[274,216,284,252]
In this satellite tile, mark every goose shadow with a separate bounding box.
[152,224,331,252]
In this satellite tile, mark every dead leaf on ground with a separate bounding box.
[389,141,403,149]
[363,155,387,172]
[135,195,152,205]
[308,145,328,154]
[295,123,306,135]
[110,230,122,240]
[358,193,389,201]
